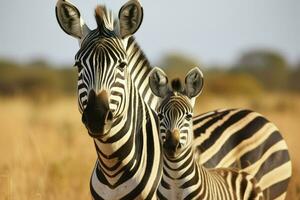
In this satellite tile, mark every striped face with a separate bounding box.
[75,35,128,118]
[157,94,194,158]
[73,9,131,137]
[149,67,204,158]
[56,1,144,137]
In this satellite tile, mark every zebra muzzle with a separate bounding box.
[163,129,181,157]
[82,89,113,137]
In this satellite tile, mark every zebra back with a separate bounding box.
[193,108,292,199]
[126,36,159,109]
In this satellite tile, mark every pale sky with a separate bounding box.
[0,0,299,66]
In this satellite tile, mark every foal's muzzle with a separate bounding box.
[163,129,181,157]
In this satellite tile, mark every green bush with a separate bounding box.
[0,59,77,97]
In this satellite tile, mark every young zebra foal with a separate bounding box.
[149,67,265,200]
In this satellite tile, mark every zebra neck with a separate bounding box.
[126,37,159,109]
[92,78,148,187]
[160,146,231,199]
[126,37,151,79]
[162,146,200,183]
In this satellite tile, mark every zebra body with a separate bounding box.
[56,1,162,199]
[193,108,291,199]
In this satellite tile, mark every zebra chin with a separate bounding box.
[163,145,184,159]
[87,123,112,138]
[83,112,113,138]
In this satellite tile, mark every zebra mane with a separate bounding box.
[171,78,184,93]
[95,5,118,34]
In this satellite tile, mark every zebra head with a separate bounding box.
[56,0,143,137]
[149,67,204,158]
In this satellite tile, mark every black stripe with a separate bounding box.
[264,177,290,199]
[238,131,283,169]
[184,176,202,200]
[203,115,267,168]
[90,173,105,200]
[199,110,252,151]
[181,163,200,188]
[120,109,159,199]
[157,189,168,200]
[254,150,290,181]
[193,109,235,125]
[193,109,233,138]
[160,177,171,189]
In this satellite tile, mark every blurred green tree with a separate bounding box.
[158,53,263,96]
[0,59,77,98]
[288,63,300,92]
[158,53,201,81]
[233,50,289,90]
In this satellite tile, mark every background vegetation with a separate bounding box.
[0,49,299,199]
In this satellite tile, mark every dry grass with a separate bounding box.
[0,94,299,199]
[0,97,94,199]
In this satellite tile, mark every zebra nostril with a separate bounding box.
[105,110,113,123]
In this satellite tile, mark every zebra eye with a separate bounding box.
[185,113,193,121]
[118,62,127,71]
[158,113,164,120]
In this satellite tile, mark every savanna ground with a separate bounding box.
[0,93,299,199]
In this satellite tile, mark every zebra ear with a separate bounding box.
[185,67,204,98]
[149,67,169,98]
[56,0,90,40]
[118,0,143,39]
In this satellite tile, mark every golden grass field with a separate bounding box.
[0,93,299,199]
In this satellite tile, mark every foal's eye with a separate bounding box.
[185,113,193,121]
[158,113,164,120]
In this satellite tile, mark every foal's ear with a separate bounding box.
[149,67,169,98]
[56,0,90,40]
[118,0,143,38]
[185,67,204,98]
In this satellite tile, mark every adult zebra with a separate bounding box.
[149,67,264,200]
[148,67,291,200]
[56,0,162,199]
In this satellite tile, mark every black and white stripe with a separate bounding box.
[193,109,291,200]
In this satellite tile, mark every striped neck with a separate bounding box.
[126,37,159,109]
[162,145,200,184]
[90,75,162,198]
[159,145,230,199]
[92,75,140,185]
